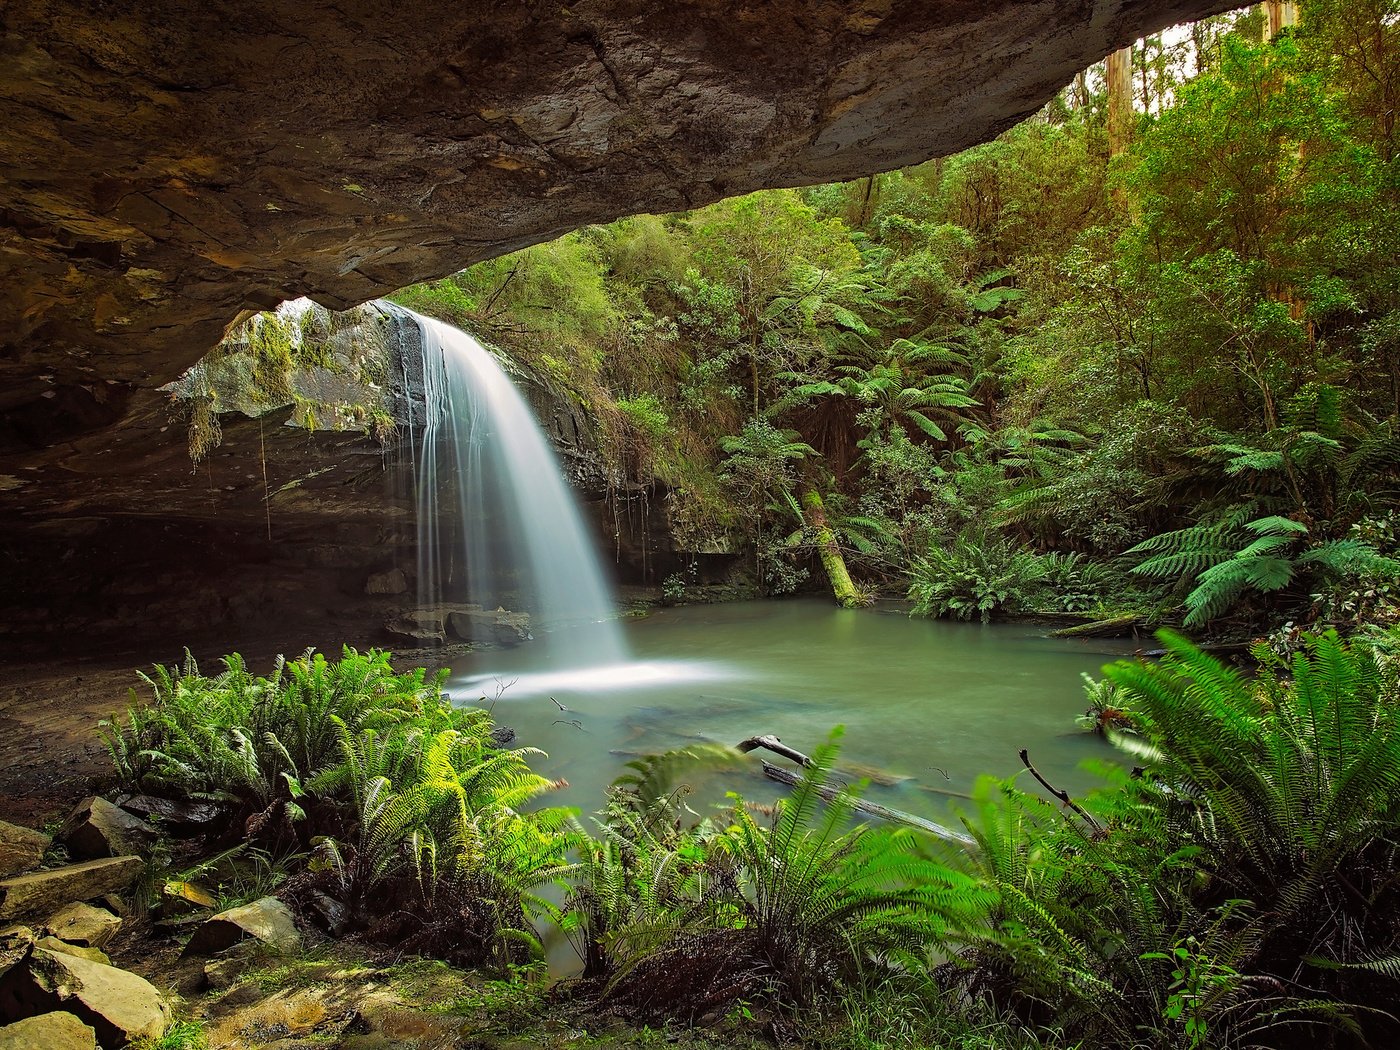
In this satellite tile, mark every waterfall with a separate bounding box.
[394,305,628,669]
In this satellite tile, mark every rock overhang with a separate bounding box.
[2,0,1236,438]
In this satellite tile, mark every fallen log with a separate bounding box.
[736,735,814,768]
[1049,613,1140,638]
[760,761,976,848]
[736,734,914,786]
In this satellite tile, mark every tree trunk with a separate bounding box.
[1265,1,1297,39]
[1106,46,1135,159]
[800,488,861,608]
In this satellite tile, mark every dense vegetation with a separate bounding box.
[108,627,1400,1049]
[116,6,1400,1049]
[389,2,1400,640]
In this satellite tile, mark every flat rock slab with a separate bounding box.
[34,937,111,968]
[59,798,156,861]
[0,857,144,921]
[0,948,169,1047]
[43,903,121,950]
[0,1011,97,1050]
[184,896,300,957]
[0,824,50,879]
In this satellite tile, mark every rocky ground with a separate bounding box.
[0,793,757,1049]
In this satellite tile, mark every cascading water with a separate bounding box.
[392,305,628,671]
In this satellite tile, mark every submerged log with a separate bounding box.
[760,762,975,847]
[1049,613,1140,638]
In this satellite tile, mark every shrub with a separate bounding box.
[908,533,1046,622]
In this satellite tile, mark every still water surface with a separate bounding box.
[444,599,1142,823]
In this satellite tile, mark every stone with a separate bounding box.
[384,609,448,646]
[0,948,170,1048]
[34,937,111,968]
[116,795,223,836]
[183,897,300,957]
[0,928,31,982]
[447,608,532,647]
[0,858,144,922]
[58,798,157,860]
[307,891,348,939]
[0,823,50,879]
[365,569,408,595]
[0,1012,97,1050]
[43,903,121,950]
[160,880,218,915]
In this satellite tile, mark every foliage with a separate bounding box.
[908,533,1048,622]
[105,648,570,967]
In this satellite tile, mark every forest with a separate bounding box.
[3,4,1399,1050]
[390,1,1400,644]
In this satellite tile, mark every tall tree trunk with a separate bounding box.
[1106,44,1134,214]
[1265,2,1297,39]
[800,488,861,608]
[1106,46,1134,158]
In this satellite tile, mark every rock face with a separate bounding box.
[1,0,1233,425]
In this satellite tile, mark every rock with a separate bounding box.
[34,937,111,967]
[159,880,218,917]
[43,903,121,950]
[0,823,50,879]
[0,858,144,921]
[116,795,222,836]
[58,798,157,860]
[0,1012,97,1050]
[447,607,532,647]
[489,726,517,747]
[307,891,348,938]
[365,568,408,595]
[183,897,300,957]
[0,928,31,982]
[0,947,170,1047]
[384,609,448,646]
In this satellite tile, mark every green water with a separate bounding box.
[445,599,1141,824]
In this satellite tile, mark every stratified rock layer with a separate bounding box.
[2,0,1232,428]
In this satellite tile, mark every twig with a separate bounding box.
[1019,748,1102,833]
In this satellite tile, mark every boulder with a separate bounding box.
[447,607,532,647]
[43,903,121,950]
[365,568,409,595]
[0,948,169,1047]
[0,824,50,879]
[34,938,110,968]
[115,795,222,837]
[58,798,156,860]
[183,897,300,957]
[384,608,448,645]
[0,1012,97,1050]
[0,857,144,921]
